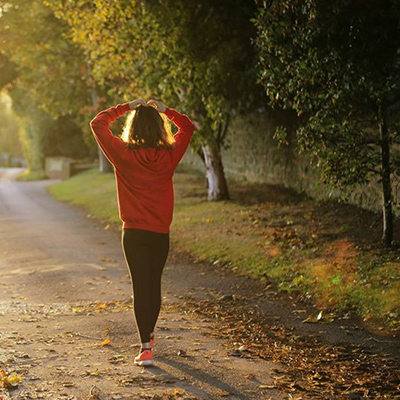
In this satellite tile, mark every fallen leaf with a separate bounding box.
[302,312,323,323]
[259,384,276,389]
[0,370,22,389]
[215,390,230,396]
[98,338,111,347]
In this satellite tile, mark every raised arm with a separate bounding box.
[164,107,196,168]
[90,99,146,165]
[147,99,196,169]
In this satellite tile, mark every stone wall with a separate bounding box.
[180,108,400,216]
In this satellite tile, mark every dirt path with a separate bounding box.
[0,168,399,400]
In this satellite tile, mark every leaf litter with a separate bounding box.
[0,298,205,400]
[162,295,400,400]
[1,293,399,399]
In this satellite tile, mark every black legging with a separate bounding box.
[121,228,170,343]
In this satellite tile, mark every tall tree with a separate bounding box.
[0,92,22,159]
[48,0,264,200]
[0,0,109,170]
[253,0,400,247]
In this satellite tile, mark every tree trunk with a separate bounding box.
[201,139,230,201]
[379,105,393,247]
[172,91,229,201]
[89,73,113,173]
[98,147,114,173]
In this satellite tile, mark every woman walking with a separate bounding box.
[90,98,195,366]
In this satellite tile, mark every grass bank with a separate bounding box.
[47,167,400,334]
[17,168,48,181]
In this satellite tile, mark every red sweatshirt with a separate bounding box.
[90,103,195,234]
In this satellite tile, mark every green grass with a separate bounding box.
[17,169,48,181]
[47,169,120,225]
[47,167,400,334]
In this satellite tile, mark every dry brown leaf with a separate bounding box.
[215,390,231,396]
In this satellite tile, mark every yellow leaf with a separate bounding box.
[0,370,22,388]
[7,375,22,386]
[99,338,111,346]
[259,384,276,389]
[303,311,324,323]
[302,314,317,323]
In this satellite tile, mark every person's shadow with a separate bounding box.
[141,354,257,400]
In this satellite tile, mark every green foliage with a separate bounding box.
[10,87,89,169]
[0,53,17,89]
[0,92,22,157]
[0,0,92,116]
[273,125,289,147]
[2,0,265,176]
[252,0,400,192]
[17,169,48,181]
[47,0,263,151]
[0,0,96,167]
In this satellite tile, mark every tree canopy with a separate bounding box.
[253,0,400,188]
[0,0,95,169]
[47,0,263,199]
[253,0,400,246]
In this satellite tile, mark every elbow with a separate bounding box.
[89,118,96,129]
[185,118,196,133]
[90,117,103,131]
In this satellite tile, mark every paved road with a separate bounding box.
[0,168,126,304]
[0,168,287,400]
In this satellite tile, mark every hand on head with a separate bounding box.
[147,99,166,113]
[128,98,166,113]
[129,99,147,110]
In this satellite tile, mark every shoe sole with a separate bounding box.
[134,359,154,366]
